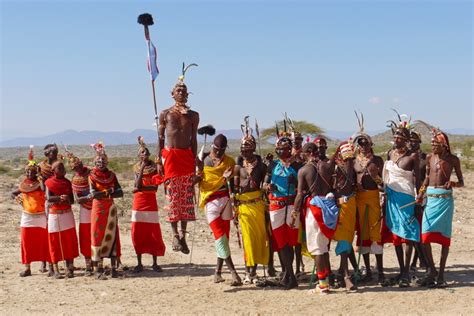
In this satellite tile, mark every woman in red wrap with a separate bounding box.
[131,137,166,273]
[89,142,123,279]
[66,148,94,275]
[11,147,51,277]
[45,161,79,279]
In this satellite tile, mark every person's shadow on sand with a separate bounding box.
[125,263,216,278]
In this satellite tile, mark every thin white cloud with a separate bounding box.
[369,96,381,104]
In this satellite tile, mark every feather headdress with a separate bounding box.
[415,120,451,153]
[351,110,373,146]
[240,116,256,151]
[64,145,82,169]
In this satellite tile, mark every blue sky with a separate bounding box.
[1,0,472,141]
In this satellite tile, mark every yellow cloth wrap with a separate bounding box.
[356,189,382,243]
[297,222,313,258]
[236,190,269,266]
[199,155,235,208]
[333,195,357,242]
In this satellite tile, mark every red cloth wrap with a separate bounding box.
[133,173,158,212]
[305,196,336,239]
[48,228,79,263]
[45,177,72,211]
[79,223,92,257]
[422,232,451,247]
[21,227,50,264]
[131,222,166,256]
[162,147,195,180]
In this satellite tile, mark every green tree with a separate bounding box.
[261,120,325,139]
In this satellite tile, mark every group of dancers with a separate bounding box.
[11,72,464,295]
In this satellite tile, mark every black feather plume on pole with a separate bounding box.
[137,13,154,26]
[198,125,216,136]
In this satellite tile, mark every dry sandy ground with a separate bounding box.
[1,172,473,315]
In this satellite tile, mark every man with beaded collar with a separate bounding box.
[156,64,199,254]
[409,130,429,270]
[11,147,50,277]
[88,142,124,279]
[293,140,339,294]
[352,112,387,286]
[234,116,269,284]
[286,114,306,278]
[263,128,299,290]
[415,124,463,288]
[196,134,242,286]
[331,141,358,291]
[131,137,166,273]
[65,147,94,275]
[383,112,421,287]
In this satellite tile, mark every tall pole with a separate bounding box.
[138,13,160,138]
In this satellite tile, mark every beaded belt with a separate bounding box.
[269,198,295,207]
[48,208,72,215]
[427,193,452,199]
[237,196,263,205]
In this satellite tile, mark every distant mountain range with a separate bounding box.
[0,129,243,148]
[1,127,472,148]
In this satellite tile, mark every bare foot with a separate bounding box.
[54,272,63,279]
[96,272,108,280]
[180,236,190,255]
[214,272,224,283]
[111,269,119,278]
[172,234,182,252]
[360,270,373,283]
[19,269,31,277]
[285,275,298,290]
[266,266,277,277]
[133,264,144,273]
[230,271,242,286]
[66,269,74,279]
[436,277,448,288]
[152,264,163,272]
[243,273,252,285]
[344,276,357,291]
[39,262,47,273]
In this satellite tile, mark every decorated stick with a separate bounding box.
[226,177,242,249]
[255,119,262,157]
[137,13,160,138]
[197,125,216,160]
